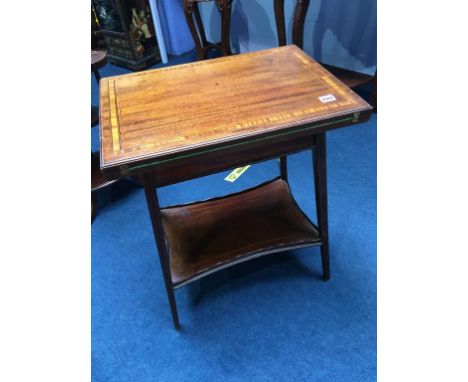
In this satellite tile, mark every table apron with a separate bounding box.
[146,133,319,187]
[103,111,370,186]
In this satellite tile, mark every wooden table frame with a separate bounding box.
[140,132,330,329]
[99,46,372,329]
[127,112,366,330]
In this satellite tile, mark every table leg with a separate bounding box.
[184,1,206,60]
[292,0,310,49]
[274,0,286,46]
[313,132,330,281]
[142,175,181,329]
[279,156,288,180]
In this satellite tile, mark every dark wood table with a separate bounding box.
[99,46,372,329]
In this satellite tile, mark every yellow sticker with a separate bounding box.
[224,165,251,182]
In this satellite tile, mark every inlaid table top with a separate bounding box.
[100,45,371,177]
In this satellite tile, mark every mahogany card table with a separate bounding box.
[99,45,372,329]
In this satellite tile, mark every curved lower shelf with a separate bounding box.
[161,178,322,288]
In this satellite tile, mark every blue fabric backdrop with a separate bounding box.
[158,0,376,75]
[158,0,195,55]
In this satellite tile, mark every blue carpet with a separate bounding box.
[92,51,376,382]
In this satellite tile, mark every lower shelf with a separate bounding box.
[161,178,321,288]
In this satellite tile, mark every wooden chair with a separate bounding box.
[184,0,290,60]
[183,0,233,60]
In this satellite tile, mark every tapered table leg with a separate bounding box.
[274,0,286,46]
[313,133,330,281]
[279,156,288,180]
[292,0,310,49]
[142,175,181,329]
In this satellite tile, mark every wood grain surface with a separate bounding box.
[160,178,321,287]
[99,45,371,177]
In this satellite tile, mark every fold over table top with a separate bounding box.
[99,45,371,177]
